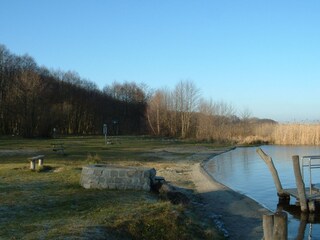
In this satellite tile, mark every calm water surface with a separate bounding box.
[205,145,320,240]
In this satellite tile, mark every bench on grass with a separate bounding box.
[51,143,65,154]
[28,155,45,170]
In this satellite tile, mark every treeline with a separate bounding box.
[146,81,277,143]
[6,44,309,145]
[0,44,147,137]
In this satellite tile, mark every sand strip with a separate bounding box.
[191,156,271,239]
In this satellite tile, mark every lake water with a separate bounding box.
[204,145,320,240]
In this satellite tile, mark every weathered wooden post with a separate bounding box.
[263,211,288,240]
[292,155,308,212]
[273,211,287,239]
[297,212,308,239]
[257,148,288,199]
[263,214,274,240]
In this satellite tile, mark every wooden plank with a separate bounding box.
[283,188,299,198]
[312,183,320,191]
[28,154,45,160]
[283,188,320,202]
[308,194,320,201]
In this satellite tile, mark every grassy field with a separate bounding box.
[0,135,225,240]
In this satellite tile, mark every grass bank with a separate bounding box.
[0,135,225,239]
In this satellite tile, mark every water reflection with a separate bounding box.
[278,202,320,223]
[205,145,320,239]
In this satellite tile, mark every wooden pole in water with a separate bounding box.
[263,211,288,240]
[263,214,274,240]
[273,211,288,240]
[292,155,308,212]
[297,213,308,240]
[256,148,285,197]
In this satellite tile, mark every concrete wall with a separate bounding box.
[80,164,156,191]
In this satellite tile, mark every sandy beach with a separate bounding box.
[152,147,271,240]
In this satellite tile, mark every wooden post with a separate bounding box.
[257,148,286,197]
[263,211,287,240]
[273,211,287,239]
[297,212,308,239]
[292,155,308,212]
[308,200,316,212]
[263,214,274,240]
[308,213,315,223]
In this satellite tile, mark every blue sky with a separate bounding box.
[1,0,320,122]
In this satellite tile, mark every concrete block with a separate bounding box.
[80,164,157,191]
[83,183,91,189]
[102,170,110,177]
[111,170,118,177]
[115,178,122,184]
[93,169,103,176]
[127,170,136,177]
[119,170,126,177]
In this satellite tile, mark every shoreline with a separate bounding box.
[190,148,271,240]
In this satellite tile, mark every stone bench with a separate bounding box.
[51,143,65,154]
[28,155,45,170]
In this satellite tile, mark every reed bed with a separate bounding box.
[272,123,320,145]
[238,123,320,145]
[227,123,320,146]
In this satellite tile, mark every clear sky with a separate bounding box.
[1,0,320,122]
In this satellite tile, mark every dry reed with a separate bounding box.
[272,124,320,145]
[229,123,320,145]
[194,118,320,145]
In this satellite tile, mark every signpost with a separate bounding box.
[103,124,107,145]
[53,128,56,138]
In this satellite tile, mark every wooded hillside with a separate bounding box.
[0,44,147,137]
[1,44,280,143]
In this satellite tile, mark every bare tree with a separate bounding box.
[212,100,235,117]
[147,88,174,136]
[147,90,163,135]
[103,81,149,134]
[240,107,252,121]
[173,80,200,138]
[196,98,215,140]
[103,81,147,103]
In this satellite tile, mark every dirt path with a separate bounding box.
[191,162,271,239]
